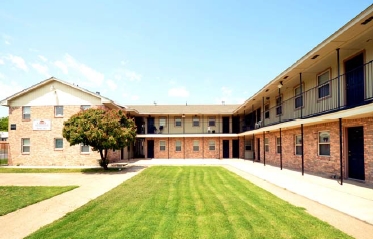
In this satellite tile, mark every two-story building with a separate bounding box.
[1,5,373,183]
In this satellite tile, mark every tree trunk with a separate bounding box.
[99,149,109,170]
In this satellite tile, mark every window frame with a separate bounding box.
[160,140,166,151]
[81,105,91,110]
[159,117,166,127]
[264,138,269,152]
[175,140,182,151]
[209,140,215,151]
[55,106,64,117]
[175,117,182,127]
[54,138,64,150]
[276,95,282,116]
[318,131,330,156]
[276,137,281,154]
[295,135,302,155]
[193,140,199,151]
[81,144,90,153]
[245,139,252,151]
[264,104,270,119]
[22,106,31,120]
[317,69,331,99]
[21,138,30,154]
[208,116,216,127]
[192,116,200,127]
[294,84,304,109]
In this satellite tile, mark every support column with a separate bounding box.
[300,72,303,119]
[301,124,304,175]
[263,131,266,166]
[339,118,343,185]
[280,128,282,170]
[337,48,341,109]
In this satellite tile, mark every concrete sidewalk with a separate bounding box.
[1,159,373,239]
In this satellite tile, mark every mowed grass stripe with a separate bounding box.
[26,166,352,239]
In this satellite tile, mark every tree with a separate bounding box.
[0,116,8,131]
[62,108,137,170]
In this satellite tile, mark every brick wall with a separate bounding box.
[8,105,120,166]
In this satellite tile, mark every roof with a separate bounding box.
[0,77,124,109]
[127,104,240,115]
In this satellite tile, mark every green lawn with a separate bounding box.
[0,186,78,216]
[26,166,351,239]
[0,167,122,173]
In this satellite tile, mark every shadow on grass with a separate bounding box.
[80,165,147,175]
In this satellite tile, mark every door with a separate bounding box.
[223,140,229,158]
[147,140,154,158]
[345,53,364,107]
[232,139,239,158]
[257,138,260,161]
[222,117,230,133]
[348,127,365,180]
[232,116,240,133]
[147,117,155,134]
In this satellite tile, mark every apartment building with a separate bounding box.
[0,78,128,166]
[1,5,373,183]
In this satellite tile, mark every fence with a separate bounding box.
[0,142,9,165]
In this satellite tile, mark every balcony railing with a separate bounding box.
[259,59,373,128]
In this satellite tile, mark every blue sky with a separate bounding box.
[0,0,372,117]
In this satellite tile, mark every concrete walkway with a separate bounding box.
[0,159,373,239]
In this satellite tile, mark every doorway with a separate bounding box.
[232,139,239,158]
[223,140,229,158]
[257,138,261,161]
[147,140,154,159]
[345,53,364,107]
[222,117,230,133]
[348,127,365,180]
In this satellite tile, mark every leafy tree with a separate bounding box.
[0,116,8,131]
[62,108,136,170]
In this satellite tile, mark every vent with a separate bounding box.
[96,91,100,95]
[361,16,373,25]
[311,54,319,60]
[283,76,288,79]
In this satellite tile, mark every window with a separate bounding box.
[208,117,216,127]
[209,140,215,150]
[55,138,63,149]
[160,140,166,151]
[318,70,330,99]
[193,116,200,127]
[55,106,63,117]
[295,135,302,155]
[175,140,182,151]
[159,117,166,127]
[264,138,269,152]
[22,138,30,153]
[81,144,90,153]
[175,117,182,127]
[276,137,281,154]
[193,140,199,151]
[276,96,282,115]
[245,139,252,151]
[22,106,30,119]
[319,131,330,156]
[294,85,303,109]
[264,104,270,119]
[81,105,91,110]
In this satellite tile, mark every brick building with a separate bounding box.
[1,5,373,184]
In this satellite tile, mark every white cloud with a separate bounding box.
[64,54,104,86]
[7,55,28,71]
[2,34,12,45]
[38,55,47,62]
[131,95,139,100]
[168,87,190,97]
[5,41,10,45]
[0,59,4,65]
[123,69,142,81]
[0,80,23,100]
[31,63,49,77]
[221,86,232,96]
[54,61,68,74]
[106,79,117,91]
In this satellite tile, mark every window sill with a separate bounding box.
[80,152,90,155]
[54,148,63,151]
[22,119,31,122]
[22,152,30,155]
[54,115,64,118]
